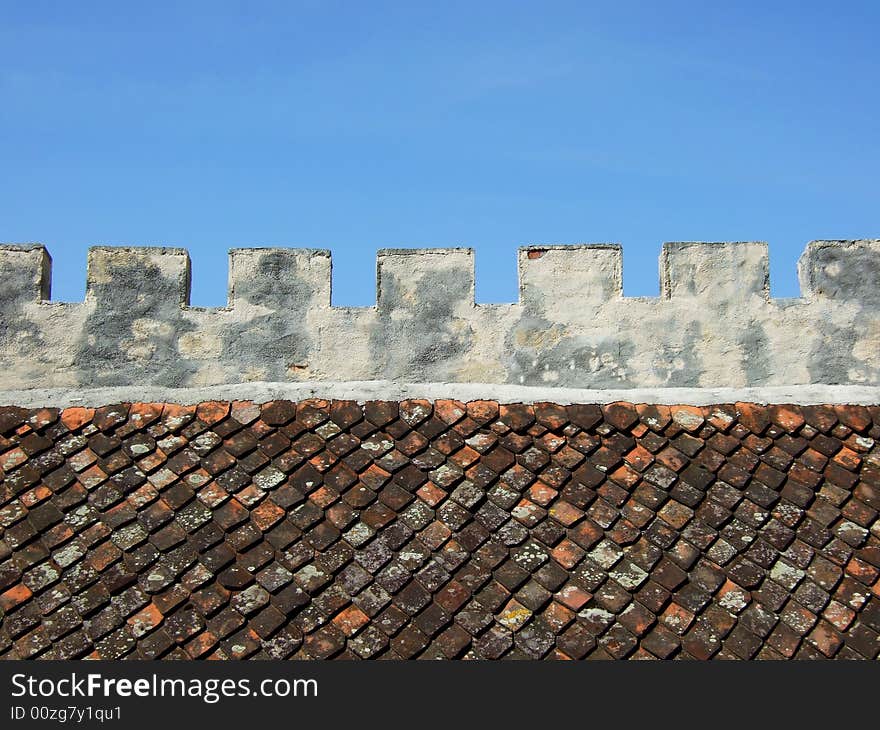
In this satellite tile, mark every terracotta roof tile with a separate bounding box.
[0,400,878,659]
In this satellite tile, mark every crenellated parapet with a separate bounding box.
[0,240,877,391]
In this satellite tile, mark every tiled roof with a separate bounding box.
[0,400,878,660]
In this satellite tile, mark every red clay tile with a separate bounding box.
[0,397,875,662]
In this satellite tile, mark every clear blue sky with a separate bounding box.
[1,1,877,305]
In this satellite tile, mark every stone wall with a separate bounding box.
[0,240,878,392]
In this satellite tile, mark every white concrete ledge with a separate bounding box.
[0,381,878,408]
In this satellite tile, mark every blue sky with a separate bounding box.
[1,1,877,305]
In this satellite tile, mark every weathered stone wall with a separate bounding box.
[1,240,878,392]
